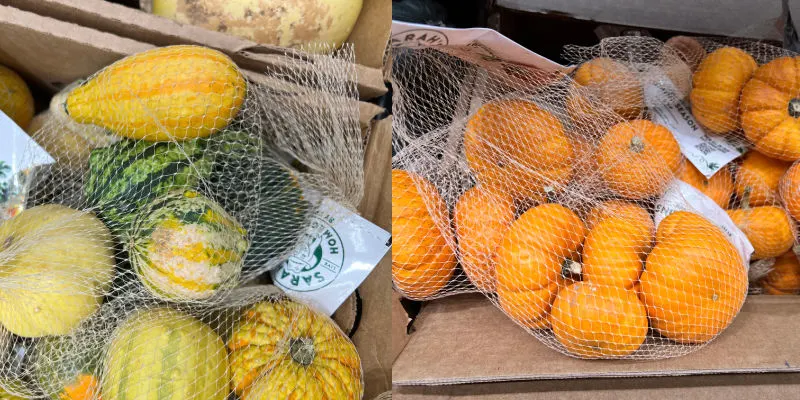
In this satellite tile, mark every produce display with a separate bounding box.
[0,42,364,399]
[392,35,800,360]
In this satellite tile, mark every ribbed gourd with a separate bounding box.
[62,45,247,141]
[228,298,363,399]
[128,190,249,301]
[103,308,230,400]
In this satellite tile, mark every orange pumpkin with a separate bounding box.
[690,47,757,134]
[760,251,800,295]
[580,216,653,289]
[464,100,574,201]
[780,162,800,221]
[595,119,682,199]
[678,161,734,208]
[495,203,586,328]
[391,170,457,300]
[585,200,654,233]
[727,206,794,260]
[550,282,648,358]
[454,186,515,292]
[740,57,800,161]
[734,150,791,207]
[568,58,644,121]
[640,211,748,343]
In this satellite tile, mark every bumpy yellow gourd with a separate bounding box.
[0,64,34,129]
[63,45,246,141]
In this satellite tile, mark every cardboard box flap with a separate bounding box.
[1,0,388,99]
[0,4,152,92]
[393,294,800,385]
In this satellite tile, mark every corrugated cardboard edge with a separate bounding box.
[354,116,393,399]
[1,0,388,99]
[394,294,800,386]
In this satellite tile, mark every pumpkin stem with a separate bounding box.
[629,136,646,153]
[544,186,557,203]
[741,186,752,210]
[289,337,316,367]
[789,98,800,118]
[561,259,582,278]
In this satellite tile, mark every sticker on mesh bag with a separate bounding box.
[644,76,747,178]
[654,179,754,264]
[0,110,55,220]
[272,198,390,315]
[391,21,565,72]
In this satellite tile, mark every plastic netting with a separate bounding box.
[391,36,800,359]
[0,44,364,398]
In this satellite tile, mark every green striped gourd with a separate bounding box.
[128,190,249,301]
[103,308,229,400]
[84,137,211,234]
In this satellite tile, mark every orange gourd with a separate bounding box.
[760,251,800,295]
[568,57,644,121]
[464,100,574,201]
[391,170,457,300]
[495,203,586,328]
[740,57,800,161]
[640,211,748,343]
[585,200,654,233]
[690,47,757,134]
[595,119,682,199]
[678,161,734,208]
[454,186,515,292]
[727,206,794,260]
[580,216,653,289]
[779,161,800,221]
[550,282,648,358]
[734,150,791,207]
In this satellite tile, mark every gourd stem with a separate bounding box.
[289,337,315,367]
[629,136,645,153]
[561,259,582,277]
[544,186,557,203]
[789,98,800,118]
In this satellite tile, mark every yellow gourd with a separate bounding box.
[62,46,246,142]
[0,64,34,129]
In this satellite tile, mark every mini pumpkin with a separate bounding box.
[640,211,748,344]
[454,186,516,292]
[464,100,574,201]
[580,216,653,289]
[780,161,800,221]
[550,282,648,358]
[568,57,644,121]
[727,206,794,260]
[740,56,800,161]
[678,161,734,208]
[690,47,757,134]
[495,203,586,328]
[585,200,654,233]
[734,150,791,207]
[392,170,457,300]
[760,251,800,295]
[595,119,682,199]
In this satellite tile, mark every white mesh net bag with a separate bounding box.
[0,44,365,398]
[388,36,790,359]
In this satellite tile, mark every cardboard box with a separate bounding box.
[393,294,800,398]
[1,0,390,99]
[0,4,390,398]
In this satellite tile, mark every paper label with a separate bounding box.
[391,21,566,73]
[644,78,747,178]
[654,179,754,265]
[0,110,55,220]
[272,198,391,315]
